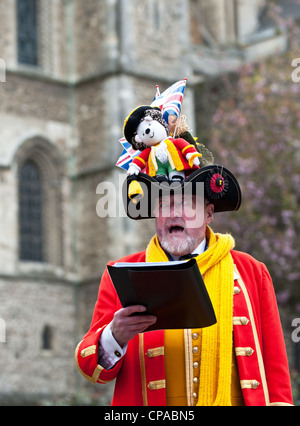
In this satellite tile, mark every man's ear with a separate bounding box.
[135,134,142,143]
[206,203,214,224]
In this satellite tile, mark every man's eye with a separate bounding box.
[182,200,193,209]
[160,202,169,209]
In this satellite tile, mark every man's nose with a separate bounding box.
[145,128,151,135]
[170,202,182,217]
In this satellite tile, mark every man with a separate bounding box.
[75,166,293,406]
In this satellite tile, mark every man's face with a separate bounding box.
[154,193,214,257]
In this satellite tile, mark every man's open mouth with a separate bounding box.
[168,225,185,234]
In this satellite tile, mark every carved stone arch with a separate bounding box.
[14,136,64,267]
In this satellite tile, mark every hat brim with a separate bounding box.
[122,165,242,220]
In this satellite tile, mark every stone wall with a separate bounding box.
[0,277,75,402]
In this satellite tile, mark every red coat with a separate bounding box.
[75,250,293,406]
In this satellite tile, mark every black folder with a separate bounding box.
[107,259,216,331]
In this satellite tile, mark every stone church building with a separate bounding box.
[0,0,293,403]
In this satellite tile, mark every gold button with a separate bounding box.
[193,377,198,384]
[146,349,153,358]
[241,316,249,325]
[252,380,259,389]
[193,362,199,369]
[233,286,240,295]
[193,392,197,399]
[148,382,156,390]
[192,346,199,354]
[80,349,85,357]
[192,332,199,340]
[246,347,254,356]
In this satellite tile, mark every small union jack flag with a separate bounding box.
[115,138,141,171]
[151,78,187,125]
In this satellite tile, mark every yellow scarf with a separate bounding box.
[146,226,235,406]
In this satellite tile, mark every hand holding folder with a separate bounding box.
[107,259,216,331]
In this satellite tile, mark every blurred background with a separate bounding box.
[0,0,299,405]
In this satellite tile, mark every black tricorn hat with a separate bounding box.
[122,165,242,220]
[123,105,161,143]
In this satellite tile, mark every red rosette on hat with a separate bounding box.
[205,169,229,200]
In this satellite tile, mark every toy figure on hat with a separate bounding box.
[116,79,214,175]
[124,105,202,183]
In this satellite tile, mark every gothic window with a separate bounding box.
[17,0,39,66]
[41,325,52,350]
[18,160,44,262]
[16,138,63,268]
[152,0,161,30]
